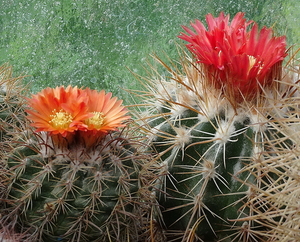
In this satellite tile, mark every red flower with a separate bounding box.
[178,12,287,99]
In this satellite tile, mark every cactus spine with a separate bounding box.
[133,12,290,241]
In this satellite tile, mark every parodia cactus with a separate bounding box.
[133,12,294,241]
[1,86,154,242]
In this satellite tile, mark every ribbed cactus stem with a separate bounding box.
[153,99,257,239]
[4,128,145,241]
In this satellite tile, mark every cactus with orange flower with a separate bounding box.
[132,12,292,241]
[1,86,155,242]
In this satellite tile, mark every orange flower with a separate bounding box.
[26,86,130,144]
[83,88,130,135]
[178,12,287,99]
[26,86,91,137]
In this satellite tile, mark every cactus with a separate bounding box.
[0,63,26,155]
[1,86,155,242]
[132,12,290,241]
[0,63,27,222]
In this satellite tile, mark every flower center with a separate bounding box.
[85,112,104,129]
[49,109,73,129]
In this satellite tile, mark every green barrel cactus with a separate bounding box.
[1,86,155,242]
[133,12,289,241]
[4,130,144,241]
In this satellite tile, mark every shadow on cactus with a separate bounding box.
[1,86,156,241]
[0,63,28,220]
[130,12,296,241]
[0,63,27,157]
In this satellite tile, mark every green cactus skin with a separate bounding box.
[2,126,152,242]
[134,55,290,242]
[156,115,255,240]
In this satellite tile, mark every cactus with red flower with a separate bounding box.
[133,12,293,241]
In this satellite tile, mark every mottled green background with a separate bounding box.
[0,0,299,103]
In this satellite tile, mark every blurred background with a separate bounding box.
[0,0,299,103]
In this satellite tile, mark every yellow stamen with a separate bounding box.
[85,112,104,129]
[49,109,73,129]
[248,55,256,73]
